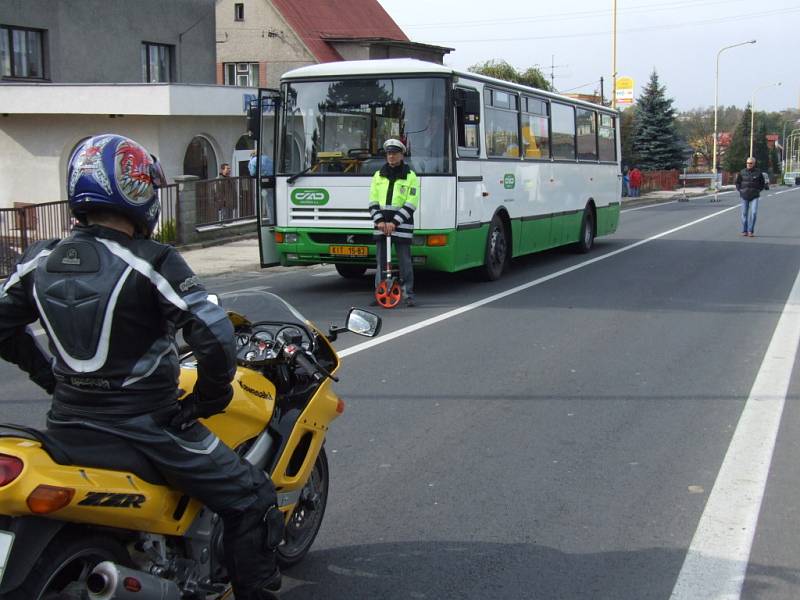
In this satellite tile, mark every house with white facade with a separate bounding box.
[0,0,257,210]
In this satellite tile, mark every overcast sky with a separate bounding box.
[376,0,800,114]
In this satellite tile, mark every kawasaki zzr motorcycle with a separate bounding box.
[0,291,380,599]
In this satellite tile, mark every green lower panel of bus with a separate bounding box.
[275,227,486,273]
[274,203,619,273]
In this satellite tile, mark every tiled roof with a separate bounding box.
[270,0,409,62]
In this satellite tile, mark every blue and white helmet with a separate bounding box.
[67,134,166,237]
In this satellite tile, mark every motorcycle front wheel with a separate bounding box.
[8,529,129,600]
[277,446,329,568]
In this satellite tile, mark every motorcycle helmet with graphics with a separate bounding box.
[67,134,167,237]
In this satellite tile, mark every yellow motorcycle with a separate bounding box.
[0,291,380,599]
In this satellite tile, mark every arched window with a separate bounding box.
[235,134,255,151]
[183,136,217,179]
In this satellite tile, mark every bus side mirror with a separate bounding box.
[246,99,260,141]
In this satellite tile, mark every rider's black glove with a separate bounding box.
[169,385,233,431]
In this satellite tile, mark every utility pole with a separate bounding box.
[611,0,617,110]
[548,55,567,91]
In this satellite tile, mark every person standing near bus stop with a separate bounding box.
[735,157,765,237]
[628,166,642,197]
[369,138,420,307]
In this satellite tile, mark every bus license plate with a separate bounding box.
[329,245,368,257]
[0,530,14,585]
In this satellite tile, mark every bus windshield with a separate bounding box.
[280,77,450,176]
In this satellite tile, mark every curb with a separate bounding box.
[622,188,723,209]
[176,232,258,253]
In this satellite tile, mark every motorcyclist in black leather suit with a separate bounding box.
[0,134,282,600]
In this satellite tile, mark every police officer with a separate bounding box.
[369,138,420,306]
[0,134,282,600]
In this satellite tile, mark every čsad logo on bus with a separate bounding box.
[503,174,516,189]
[291,189,330,206]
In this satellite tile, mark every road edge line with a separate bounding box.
[669,265,800,599]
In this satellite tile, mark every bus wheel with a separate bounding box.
[335,264,367,279]
[575,208,595,254]
[482,215,508,281]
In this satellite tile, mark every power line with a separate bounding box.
[401,0,750,29]
[421,7,800,44]
[561,79,603,94]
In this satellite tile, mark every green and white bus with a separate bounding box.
[252,58,620,280]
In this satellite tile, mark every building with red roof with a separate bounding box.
[215,0,451,88]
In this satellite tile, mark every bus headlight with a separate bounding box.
[284,233,299,243]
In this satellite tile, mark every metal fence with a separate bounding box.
[0,184,180,280]
[152,184,178,244]
[641,170,680,192]
[195,176,256,227]
[0,201,73,278]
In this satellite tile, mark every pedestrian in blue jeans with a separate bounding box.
[735,157,765,237]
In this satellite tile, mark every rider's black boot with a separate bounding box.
[223,503,284,600]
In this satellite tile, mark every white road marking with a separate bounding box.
[670,265,800,600]
[621,191,738,213]
[227,285,272,293]
[622,200,678,212]
[340,204,738,358]
[773,187,799,196]
[312,269,339,277]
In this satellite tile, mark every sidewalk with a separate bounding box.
[620,185,716,208]
[179,186,717,277]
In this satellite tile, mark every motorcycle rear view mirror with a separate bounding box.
[346,309,381,337]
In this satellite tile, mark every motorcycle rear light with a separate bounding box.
[123,576,142,592]
[26,485,75,514]
[0,455,23,486]
[336,398,345,414]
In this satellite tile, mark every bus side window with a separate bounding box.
[598,113,617,162]
[455,88,480,158]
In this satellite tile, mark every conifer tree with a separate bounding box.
[753,119,770,172]
[631,70,685,170]
[723,107,751,173]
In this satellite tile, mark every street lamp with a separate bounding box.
[788,128,800,180]
[782,120,800,175]
[749,81,781,157]
[711,40,756,193]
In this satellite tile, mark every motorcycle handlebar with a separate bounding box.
[292,348,324,382]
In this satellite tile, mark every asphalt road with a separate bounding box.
[3,186,800,599]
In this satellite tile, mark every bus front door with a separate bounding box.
[252,89,280,267]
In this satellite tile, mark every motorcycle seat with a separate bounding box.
[0,423,167,486]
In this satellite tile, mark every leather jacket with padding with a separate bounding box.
[0,224,235,421]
